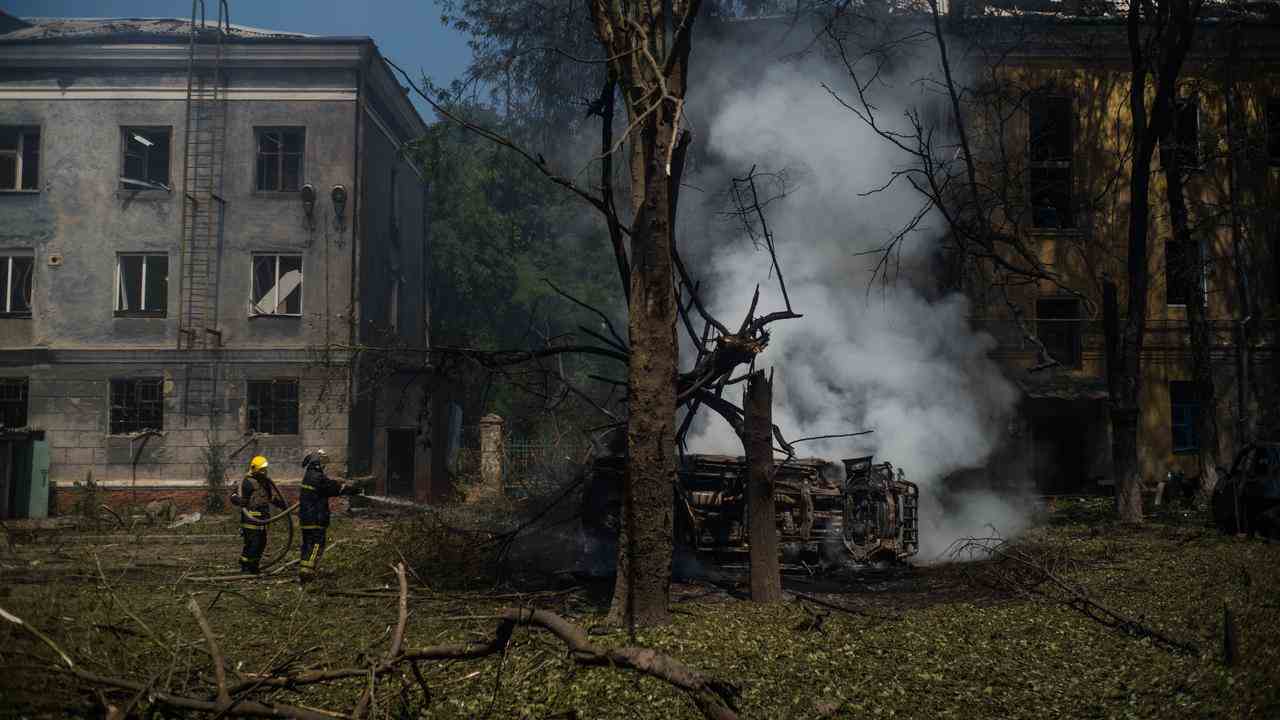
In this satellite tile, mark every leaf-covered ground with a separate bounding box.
[2,498,1278,719]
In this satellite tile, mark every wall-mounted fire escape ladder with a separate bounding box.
[178,0,231,428]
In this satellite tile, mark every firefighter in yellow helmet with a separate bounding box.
[229,455,286,573]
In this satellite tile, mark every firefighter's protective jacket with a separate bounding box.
[235,470,286,524]
[299,464,351,528]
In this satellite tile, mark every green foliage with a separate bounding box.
[200,439,228,514]
[411,105,624,434]
[70,470,99,523]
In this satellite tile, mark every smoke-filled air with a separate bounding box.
[679,29,1031,560]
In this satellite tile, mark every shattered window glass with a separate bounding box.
[256,128,304,192]
[0,127,39,191]
[115,254,168,316]
[121,127,171,190]
[1035,298,1081,368]
[1028,95,1074,229]
[1165,240,1201,307]
[0,377,28,429]
[250,254,303,316]
[1,255,34,315]
[1169,381,1199,454]
[246,379,300,435]
[110,378,164,435]
[1173,98,1201,171]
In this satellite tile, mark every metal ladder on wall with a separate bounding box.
[177,0,231,428]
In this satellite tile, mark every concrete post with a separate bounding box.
[477,414,505,498]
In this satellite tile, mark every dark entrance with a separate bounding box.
[386,429,415,497]
[0,431,50,519]
[1026,399,1101,494]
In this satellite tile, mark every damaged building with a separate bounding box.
[948,2,1280,495]
[0,11,440,518]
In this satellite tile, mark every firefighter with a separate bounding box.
[230,455,287,574]
[298,449,361,584]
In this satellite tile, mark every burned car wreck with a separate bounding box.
[578,453,919,575]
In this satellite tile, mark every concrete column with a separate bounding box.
[477,414,505,498]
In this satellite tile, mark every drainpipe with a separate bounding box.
[348,46,368,475]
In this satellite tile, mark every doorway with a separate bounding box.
[386,429,415,497]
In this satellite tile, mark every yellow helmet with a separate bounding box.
[250,455,269,472]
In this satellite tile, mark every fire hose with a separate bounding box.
[237,502,300,572]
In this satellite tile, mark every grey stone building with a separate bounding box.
[0,13,436,515]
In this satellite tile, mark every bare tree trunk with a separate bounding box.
[1222,23,1254,448]
[1159,132,1220,502]
[1105,280,1145,522]
[609,110,680,629]
[744,370,782,603]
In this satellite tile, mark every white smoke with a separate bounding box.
[680,29,1033,559]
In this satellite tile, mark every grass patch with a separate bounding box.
[1,505,1278,719]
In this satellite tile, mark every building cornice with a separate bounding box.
[0,41,367,70]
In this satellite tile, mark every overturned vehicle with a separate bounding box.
[1212,441,1280,539]
[578,453,919,575]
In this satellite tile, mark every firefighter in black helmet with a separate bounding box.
[230,455,286,574]
[298,449,361,584]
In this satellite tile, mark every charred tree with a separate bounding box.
[589,0,702,628]
[744,369,782,603]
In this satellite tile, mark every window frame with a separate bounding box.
[245,378,300,435]
[249,253,304,317]
[1027,94,1075,231]
[113,253,169,317]
[1172,97,1203,174]
[254,127,306,193]
[1169,381,1200,454]
[119,126,173,192]
[1266,98,1280,168]
[0,126,41,193]
[0,252,34,317]
[0,377,29,429]
[1034,297,1083,369]
[109,377,165,435]
[1164,239,1206,308]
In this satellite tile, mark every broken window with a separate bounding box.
[1169,381,1199,454]
[0,377,28,429]
[246,379,299,435]
[255,128,304,192]
[120,127,171,191]
[250,254,302,316]
[1267,99,1280,167]
[110,378,164,434]
[1028,95,1074,230]
[1,254,34,316]
[114,254,168,316]
[0,127,40,191]
[1171,98,1201,172]
[1165,240,1202,306]
[1035,297,1082,368]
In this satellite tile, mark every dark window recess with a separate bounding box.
[1,255,33,316]
[110,378,164,434]
[246,379,299,435]
[1035,298,1082,368]
[256,128,304,192]
[1170,381,1200,454]
[1165,240,1199,306]
[1267,99,1280,167]
[121,127,171,190]
[0,378,28,428]
[115,255,168,316]
[1172,98,1201,171]
[0,127,40,191]
[250,255,302,315]
[1028,95,1074,229]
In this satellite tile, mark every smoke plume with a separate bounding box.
[679,25,1033,559]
